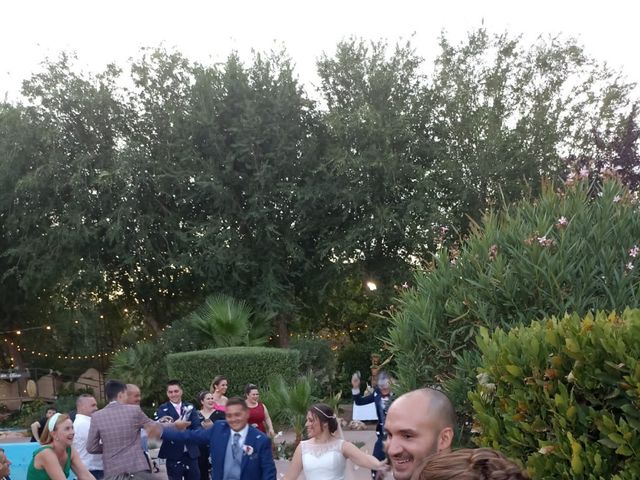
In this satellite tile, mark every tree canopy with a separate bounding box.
[0,29,637,371]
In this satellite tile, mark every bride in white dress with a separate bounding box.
[283,403,387,480]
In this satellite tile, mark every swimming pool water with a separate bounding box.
[1,442,39,479]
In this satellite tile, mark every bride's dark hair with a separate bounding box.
[309,403,338,434]
[411,448,528,480]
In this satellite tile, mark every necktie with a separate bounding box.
[232,433,241,460]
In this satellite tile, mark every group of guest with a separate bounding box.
[149,382,529,480]
[154,375,276,480]
[19,376,529,480]
[25,382,152,480]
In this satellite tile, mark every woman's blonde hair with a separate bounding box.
[39,413,70,445]
[411,448,529,480]
[210,375,227,392]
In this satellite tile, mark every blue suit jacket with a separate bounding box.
[353,388,394,435]
[155,401,201,460]
[162,420,276,480]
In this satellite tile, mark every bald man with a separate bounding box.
[73,394,104,479]
[126,384,142,405]
[126,384,156,473]
[383,388,456,480]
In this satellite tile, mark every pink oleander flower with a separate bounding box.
[537,236,555,247]
[243,445,254,456]
[626,262,635,272]
[555,216,568,229]
[579,167,589,179]
[629,246,639,258]
[488,244,498,261]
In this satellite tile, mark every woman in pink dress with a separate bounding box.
[209,375,228,420]
[244,384,275,436]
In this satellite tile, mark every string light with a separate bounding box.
[267,324,370,342]
[2,329,165,362]
[0,325,51,335]
[4,320,370,361]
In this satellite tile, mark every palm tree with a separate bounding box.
[188,294,270,348]
[262,374,313,446]
[108,341,167,403]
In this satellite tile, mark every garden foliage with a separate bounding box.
[387,177,640,434]
[108,341,168,404]
[261,374,314,445]
[471,309,640,479]
[289,338,336,397]
[185,294,271,348]
[1,29,637,370]
[166,346,299,401]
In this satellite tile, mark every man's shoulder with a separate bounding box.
[94,402,139,418]
[73,413,90,425]
[73,415,92,434]
[156,401,173,412]
[212,420,229,432]
[247,426,270,445]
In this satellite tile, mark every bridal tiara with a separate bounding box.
[313,406,337,419]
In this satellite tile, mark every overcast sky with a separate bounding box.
[2,0,639,100]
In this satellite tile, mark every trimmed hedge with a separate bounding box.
[166,346,300,402]
[471,309,640,479]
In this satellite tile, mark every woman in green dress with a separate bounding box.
[27,413,95,480]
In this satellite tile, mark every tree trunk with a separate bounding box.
[143,310,162,335]
[276,314,290,347]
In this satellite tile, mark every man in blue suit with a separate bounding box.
[352,372,395,479]
[155,380,201,480]
[156,397,276,480]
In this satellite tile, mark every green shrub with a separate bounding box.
[108,341,168,405]
[387,177,640,436]
[1,399,49,428]
[289,338,336,397]
[261,374,314,445]
[186,294,271,348]
[166,346,299,402]
[470,309,640,479]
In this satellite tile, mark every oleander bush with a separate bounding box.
[166,346,299,401]
[470,309,640,479]
[386,177,640,440]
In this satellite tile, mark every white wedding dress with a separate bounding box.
[301,438,347,480]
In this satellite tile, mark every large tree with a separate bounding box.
[0,31,637,368]
[428,30,635,233]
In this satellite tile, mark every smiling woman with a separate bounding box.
[26,414,95,480]
[283,403,388,480]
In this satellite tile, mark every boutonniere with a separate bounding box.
[243,445,254,456]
